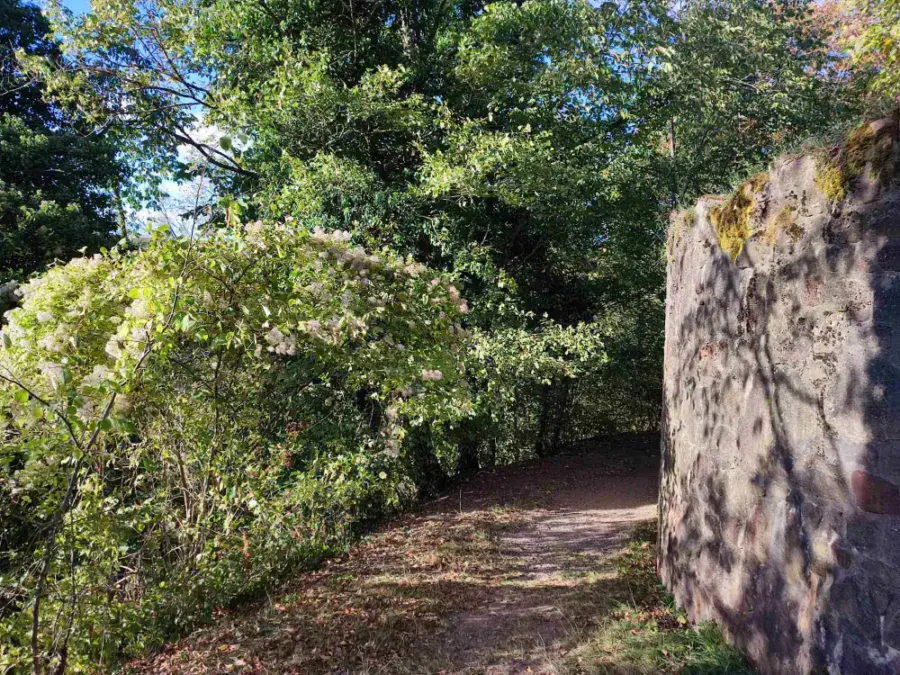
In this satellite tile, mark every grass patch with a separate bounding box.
[567,521,756,675]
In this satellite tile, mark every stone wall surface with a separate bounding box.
[659,113,900,675]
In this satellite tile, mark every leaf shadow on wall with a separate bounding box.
[659,117,900,674]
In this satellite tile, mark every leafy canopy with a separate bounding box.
[0,0,121,280]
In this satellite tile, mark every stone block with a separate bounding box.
[883,605,900,651]
[837,633,900,675]
[876,241,900,273]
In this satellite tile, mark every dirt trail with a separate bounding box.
[436,448,658,673]
[135,440,659,675]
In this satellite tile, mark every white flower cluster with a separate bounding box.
[304,281,325,297]
[114,394,132,415]
[81,365,110,389]
[125,299,151,320]
[15,276,45,302]
[310,227,352,244]
[105,335,124,359]
[68,254,104,272]
[244,220,265,236]
[447,285,469,314]
[0,319,24,347]
[38,361,64,390]
[428,279,469,315]
[421,369,444,381]
[130,325,151,345]
[77,401,94,422]
[37,323,71,353]
[105,323,149,361]
[265,326,297,356]
[337,246,376,270]
[243,220,267,249]
[382,405,403,457]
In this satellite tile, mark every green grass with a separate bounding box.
[567,521,757,675]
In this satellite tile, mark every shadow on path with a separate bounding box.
[132,441,659,675]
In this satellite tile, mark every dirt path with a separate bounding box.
[134,440,660,675]
[435,447,658,674]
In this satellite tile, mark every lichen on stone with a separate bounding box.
[709,173,767,260]
[765,205,802,245]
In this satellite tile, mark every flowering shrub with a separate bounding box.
[0,222,470,671]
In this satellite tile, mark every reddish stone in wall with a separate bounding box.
[851,470,900,516]
[804,278,821,306]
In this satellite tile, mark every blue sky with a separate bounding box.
[61,0,92,14]
[52,0,219,233]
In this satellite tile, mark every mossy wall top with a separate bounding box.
[659,113,900,675]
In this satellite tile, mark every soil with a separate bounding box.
[130,436,660,675]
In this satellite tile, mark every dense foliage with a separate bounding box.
[846,0,900,99]
[33,0,869,454]
[0,0,121,280]
[0,0,891,670]
[0,223,471,669]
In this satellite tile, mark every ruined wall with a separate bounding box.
[659,114,900,675]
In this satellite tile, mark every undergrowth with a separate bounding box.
[567,521,756,675]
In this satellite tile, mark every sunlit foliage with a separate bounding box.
[0,223,469,669]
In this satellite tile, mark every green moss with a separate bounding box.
[709,175,766,261]
[815,116,898,204]
[815,159,846,203]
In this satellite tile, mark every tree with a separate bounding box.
[845,0,900,100]
[634,0,862,209]
[34,0,864,455]
[0,0,120,281]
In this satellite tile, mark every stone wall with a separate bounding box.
[659,114,900,675]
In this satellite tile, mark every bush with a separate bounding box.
[0,221,470,671]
